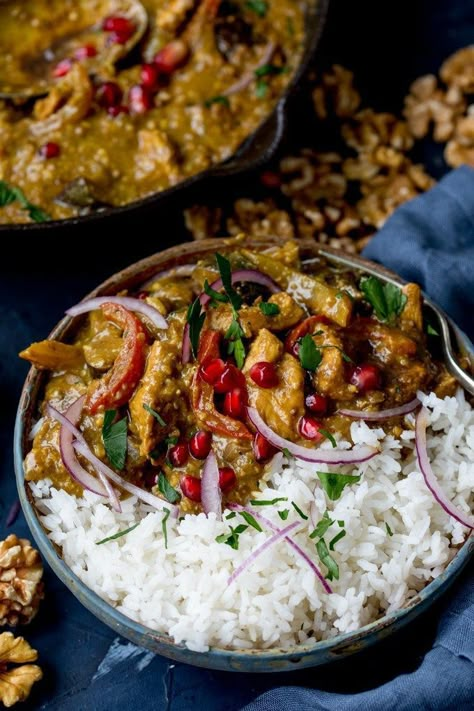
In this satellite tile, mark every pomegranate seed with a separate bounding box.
[219,467,236,494]
[144,470,158,488]
[74,44,97,60]
[154,40,189,74]
[249,361,279,388]
[102,15,135,34]
[140,63,160,89]
[253,433,277,462]
[298,416,324,441]
[128,84,154,114]
[260,170,281,189]
[349,363,382,393]
[200,358,226,385]
[189,430,212,459]
[213,364,246,393]
[52,58,73,78]
[181,475,201,502]
[305,393,328,415]
[168,442,189,467]
[107,104,129,117]
[96,81,123,108]
[223,387,247,419]
[137,291,148,300]
[39,142,60,159]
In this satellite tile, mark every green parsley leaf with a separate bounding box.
[259,301,280,316]
[385,522,394,537]
[278,509,290,520]
[203,279,229,307]
[255,64,288,78]
[204,95,230,108]
[216,524,249,549]
[255,79,268,98]
[282,447,294,460]
[0,181,18,207]
[338,519,345,528]
[298,334,322,371]
[250,497,288,506]
[225,315,246,369]
[215,253,242,311]
[316,538,339,581]
[143,403,166,427]
[162,508,171,549]
[245,0,268,17]
[291,501,308,520]
[0,180,50,223]
[239,511,263,532]
[360,276,407,323]
[317,471,361,501]
[319,429,336,448]
[427,323,440,337]
[225,511,237,520]
[102,410,128,470]
[186,297,206,358]
[158,472,181,504]
[309,511,333,539]
[165,435,179,447]
[96,522,139,545]
[329,529,346,551]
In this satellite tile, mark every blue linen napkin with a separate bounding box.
[242,166,474,711]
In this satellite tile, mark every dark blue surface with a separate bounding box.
[1,0,474,708]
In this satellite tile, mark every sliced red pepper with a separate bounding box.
[285,315,331,356]
[198,329,221,364]
[191,371,252,440]
[86,302,147,414]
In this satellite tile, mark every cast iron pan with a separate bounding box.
[1,0,329,239]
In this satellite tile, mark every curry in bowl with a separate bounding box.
[0,0,307,224]
[20,240,473,652]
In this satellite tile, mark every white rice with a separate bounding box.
[30,389,474,652]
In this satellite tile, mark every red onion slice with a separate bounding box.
[415,407,474,529]
[223,41,276,96]
[66,296,168,331]
[247,407,378,465]
[228,503,332,593]
[338,398,420,420]
[227,520,299,587]
[201,451,222,520]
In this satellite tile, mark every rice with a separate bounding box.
[30,389,474,652]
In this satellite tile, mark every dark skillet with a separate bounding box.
[0,0,329,241]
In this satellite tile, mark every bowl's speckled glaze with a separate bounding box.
[14,238,474,672]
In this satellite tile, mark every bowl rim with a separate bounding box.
[14,238,474,670]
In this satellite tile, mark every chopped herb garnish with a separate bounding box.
[204,279,228,307]
[215,253,242,311]
[360,276,407,323]
[255,79,268,98]
[204,95,230,108]
[215,253,246,368]
[143,403,166,427]
[254,64,288,78]
[158,472,181,504]
[0,180,50,223]
[259,302,280,316]
[250,497,288,506]
[215,524,248,550]
[165,435,179,447]
[329,529,346,551]
[385,522,394,537]
[309,511,333,539]
[298,334,322,371]
[239,511,263,532]
[320,429,337,448]
[317,471,361,501]
[187,297,206,358]
[161,508,171,549]
[96,522,139,545]
[225,317,246,369]
[282,447,294,460]
[427,323,440,337]
[291,501,308,520]
[278,509,290,520]
[225,511,237,520]
[102,410,128,470]
[245,0,268,16]
[338,519,345,528]
[316,538,339,581]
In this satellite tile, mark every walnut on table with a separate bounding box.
[312,64,361,119]
[440,45,474,94]
[0,535,44,628]
[0,632,42,707]
[445,114,474,167]
[403,74,466,142]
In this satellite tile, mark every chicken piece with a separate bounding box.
[19,340,84,370]
[243,329,305,440]
[347,319,418,366]
[134,129,181,184]
[146,278,194,311]
[264,240,300,267]
[31,64,93,136]
[206,292,305,337]
[312,325,356,400]
[241,248,353,327]
[83,332,123,371]
[400,283,423,333]
[385,361,430,402]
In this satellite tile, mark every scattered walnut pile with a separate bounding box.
[185,46,474,252]
[0,632,42,707]
[0,535,44,628]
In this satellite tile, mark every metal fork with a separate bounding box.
[317,248,474,397]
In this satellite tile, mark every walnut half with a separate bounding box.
[0,535,44,627]
[0,632,42,707]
